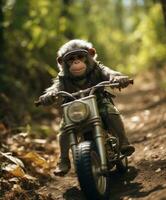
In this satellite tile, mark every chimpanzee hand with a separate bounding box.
[39,92,57,106]
[110,76,129,88]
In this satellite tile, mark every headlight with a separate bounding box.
[67,101,89,123]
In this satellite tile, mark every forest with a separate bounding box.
[0,0,166,200]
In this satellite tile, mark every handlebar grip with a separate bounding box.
[34,100,42,107]
[129,79,134,84]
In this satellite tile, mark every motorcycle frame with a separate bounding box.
[62,95,108,172]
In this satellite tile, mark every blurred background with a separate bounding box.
[0,0,166,129]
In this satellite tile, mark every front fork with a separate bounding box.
[68,130,78,162]
[67,124,108,173]
[94,121,108,173]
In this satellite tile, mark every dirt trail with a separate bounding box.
[45,75,166,200]
[1,74,166,200]
[109,76,166,200]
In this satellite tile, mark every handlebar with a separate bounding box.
[34,79,134,107]
[34,100,42,107]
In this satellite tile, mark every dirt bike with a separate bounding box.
[35,79,133,200]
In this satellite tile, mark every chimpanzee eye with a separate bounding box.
[77,55,84,59]
[70,56,75,61]
[68,56,75,61]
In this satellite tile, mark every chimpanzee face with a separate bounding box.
[63,52,88,77]
[57,42,96,77]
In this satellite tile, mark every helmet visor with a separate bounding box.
[62,49,88,64]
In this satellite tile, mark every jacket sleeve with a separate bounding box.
[38,75,64,106]
[98,64,123,81]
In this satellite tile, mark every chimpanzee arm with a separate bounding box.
[38,75,64,106]
[44,75,62,95]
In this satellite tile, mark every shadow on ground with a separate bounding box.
[62,165,166,200]
[109,166,166,200]
[63,186,86,200]
[62,167,139,200]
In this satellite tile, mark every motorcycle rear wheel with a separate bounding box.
[75,141,110,200]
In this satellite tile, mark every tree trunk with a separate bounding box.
[61,0,74,39]
[0,0,4,60]
[0,0,6,81]
[160,0,166,27]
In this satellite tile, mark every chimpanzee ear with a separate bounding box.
[57,56,63,65]
[88,48,96,57]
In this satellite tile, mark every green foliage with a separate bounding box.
[128,4,166,73]
[0,0,166,126]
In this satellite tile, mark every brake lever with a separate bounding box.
[112,79,134,91]
[34,100,42,107]
[129,79,134,84]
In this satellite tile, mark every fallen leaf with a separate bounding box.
[2,164,25,178]
[12,184,23,192]
[33,139,47,144]
[8,177,19,183]
[23,151,48,168]
[155,168,161,173]
[144,110,150,116]
[147,133,153,138]
[23,174,37,180]
[0,151,25,168]
[144,146,149,151]
[131,116,140,123]
[13,132,28,140]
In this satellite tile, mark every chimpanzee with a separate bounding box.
[39,39,135,176]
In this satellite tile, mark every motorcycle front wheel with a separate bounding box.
[75,141,110,200]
